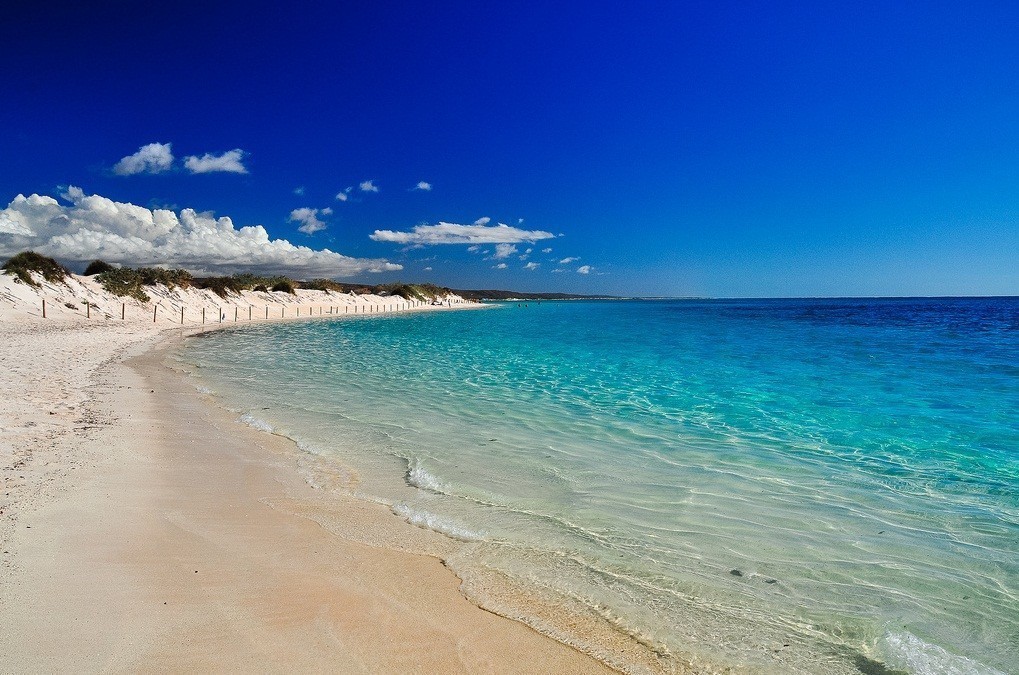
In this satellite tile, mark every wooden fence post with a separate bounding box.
[86,302,90,319]
[202,307,206,324]
[181,305,185,324]
[42,298,46,318]
[153,305,157,322]
[122,303,126,320]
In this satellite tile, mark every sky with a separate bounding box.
[1,1,1017,297]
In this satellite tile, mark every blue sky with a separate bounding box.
[1,1,1017,296]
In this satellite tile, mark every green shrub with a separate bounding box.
[84,259,115,276]
[96,267,150,302]
[271,279,296,294]
[374,282,450,301]
[196,276,237,298]
[193,273,298,297]
[138,267,193,289]
[2,251,69,287]
[300,278,345,292]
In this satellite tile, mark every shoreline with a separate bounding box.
[0,276,616,672]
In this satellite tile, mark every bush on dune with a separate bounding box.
[300,278,345,292]
[2,251,69,287]
[138,267,193,290]
[96,267,150,302]
[95,265,194,302]
[270,279,296,294]
[375,282,451,301]
[84,259,115,276]
[193,273,298,297]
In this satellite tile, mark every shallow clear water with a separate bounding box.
[180,298,1018,674]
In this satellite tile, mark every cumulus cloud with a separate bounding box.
[359,180,379,193]
[336,187,352,201]
[413,181,432,191]
[370,222,555,246]
[542,247,553,254]
[524,262,539,270]
[424,266,432,271]
[560,256,580,264]
[321,207,333,215]
[289,207,327,235]
[492,243,517,259]
[493,263,507,269]
[577,265,592,274]
[0,188,400,277]
[113,142,174,176]
[184,149,248,174]
[466,245,481,253]
[474,216,491,225]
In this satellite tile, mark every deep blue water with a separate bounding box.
[180,298,1018,674]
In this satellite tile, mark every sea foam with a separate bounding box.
[880,632,1006,675]
[239,413,274,434]
[392,502,485,541]
[406,461,448,492]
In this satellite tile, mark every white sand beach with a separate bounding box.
[0,271,614,673]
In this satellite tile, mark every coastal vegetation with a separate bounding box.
[1,252,457,303]
[93,266,194,302]
[2,251,69,287]
[1,251,602,304]
[83,259,115,275]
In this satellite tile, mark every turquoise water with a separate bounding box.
[180,299,1018,674]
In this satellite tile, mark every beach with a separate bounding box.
[0,274,612,673]
[3,274,1015,675]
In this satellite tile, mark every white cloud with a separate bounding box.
[321,207,333,215]
[493,243,517,259]
[184,149,248,174]
[294,186,305,196]
[113,142,174,176]
[560,256,580,264]
[542,247,553,254]
[359,180,379,193]
[424,266,432,271]
[0,188,400,277]
[370,222,555,246]
[493,263,508,269]
[474,216,491,225]
[336,187,352,201]
[413,181,432,191]
[524,262,539,270]
[577,265,592,274]
[289,208,327,235]
[466,245,481,253]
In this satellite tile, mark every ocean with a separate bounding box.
[177,298,1018,674]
